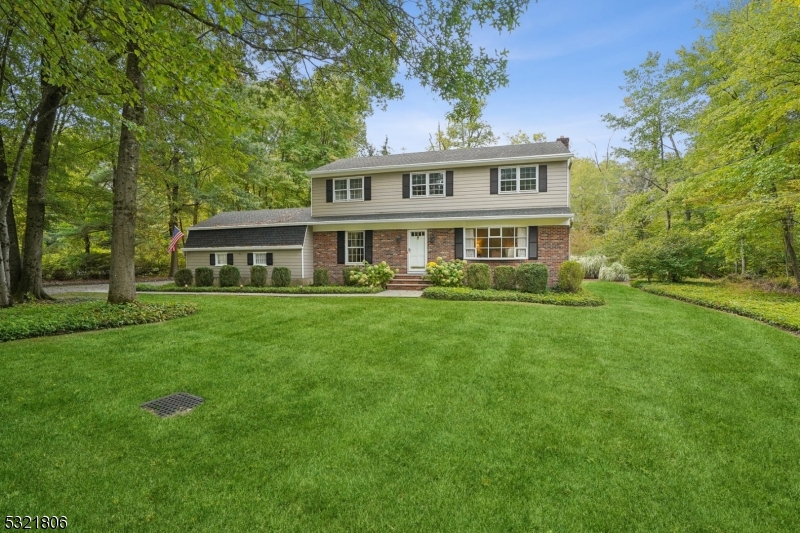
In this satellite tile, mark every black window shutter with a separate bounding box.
[454,228,464,260]
[539,165,547,192]
[490,168,498,194]
[266,252,273,266]
[227,253,234,265]
[446,171,454,196]
[326,179,333,202]
[402,174,410,198]
[209,253,215,266]
[337,231,345,264]
[247,253,253,266]
[528,227,539,260]
[364,177,372,201]
[365,230,373,263]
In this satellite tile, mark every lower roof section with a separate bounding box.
[183,225,306,250]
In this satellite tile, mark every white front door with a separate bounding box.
[407,230,428,273]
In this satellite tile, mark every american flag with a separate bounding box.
[168,225,184,253]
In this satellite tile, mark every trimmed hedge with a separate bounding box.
[422,287,605,307]
[272,267,291,287]
[466,263,491,290]
[174,268,193,287]
[137,283,382,294]
[250,265,267,287]
[557,260,584,293]
[517,263,548,294]
[313,268,329,286]
[0,300,198,342]
[493,265,517,291]
[219,265,240,287]
[195,267,214,287]
[632,280,800,333]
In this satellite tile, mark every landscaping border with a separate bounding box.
[137,283,383,294]
[421,287,605,306]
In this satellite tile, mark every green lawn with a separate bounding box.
[2,283,799,531]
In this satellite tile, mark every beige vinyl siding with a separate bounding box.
[184,249,307,284]
[302,228,313,278]
[311,161,568,217]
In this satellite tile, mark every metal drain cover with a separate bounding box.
[141,392,204,418]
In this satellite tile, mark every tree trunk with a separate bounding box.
[14,76,65,301]
[168,183,179,277]
[0,148,21,295]
[782,211,800,284]
[108,44,145,304]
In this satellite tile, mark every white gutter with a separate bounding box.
[307,153,575,178]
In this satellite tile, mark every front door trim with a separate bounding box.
[407,229,428,273]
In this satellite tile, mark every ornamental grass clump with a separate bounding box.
[599,262,630,282]
[557,260,584,293]
[174,268,193,287]
[517,263,548,294]
[572,254,607,279]
[313,268,329,286]
[493,265,517,290]
[195,267,214,287]
[272,267,291,287]
[466,263,491,290]
[219,265,240,287]
[350,261,397,288]
[250,265,268,287]
[425,257,466,287]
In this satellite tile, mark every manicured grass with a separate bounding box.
[422,286,605,306]
[2,283,799,531]
[633,279,800,332]
[136,283,383,294]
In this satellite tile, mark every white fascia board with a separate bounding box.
[311,215,573,232]
[182,245,304,252]
[306,153,574,178]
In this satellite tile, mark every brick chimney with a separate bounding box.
[556,136,570,149]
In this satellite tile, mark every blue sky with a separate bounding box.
[364,0,718,158]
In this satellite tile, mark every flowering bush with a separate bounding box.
[425,257,466,287]
[350,261,398,288]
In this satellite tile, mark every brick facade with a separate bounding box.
[313,225,569,286]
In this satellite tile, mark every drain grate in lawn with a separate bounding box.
[141,392,204,418]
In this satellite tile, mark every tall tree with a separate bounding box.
[428,99,498,150]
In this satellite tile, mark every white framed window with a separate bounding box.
[464,227,527,259]
[334,177,363,201]
[411,171,445,197]
[215,253,227,266]
[499,166,537,193]
[347,231,365,264]
[253,253,268,266]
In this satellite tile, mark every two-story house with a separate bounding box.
[182,139,574,287]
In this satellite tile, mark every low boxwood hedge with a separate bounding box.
[421,287,604,306]
[195,267,214,287]
[250,265,268,287]
[174,268,193,287]
[517,263,549,293]
[0,300,198,342]
[466,263,491,290]
[137,283,383,294]
[219,265,240,287]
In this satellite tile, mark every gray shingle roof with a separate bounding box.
[184,225,307,248]
[310,142,571,174]
[191,207,313,229]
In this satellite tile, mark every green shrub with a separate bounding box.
[174,268,193,287]
[195,267,214,287]
[599,262,630,282]
[272,267,291,287]
[571,254,607,279]
[137,283,382,294]
[313,268,329,286]
[421,287,604,307]
[492,265,517,290]
[350,261,398,288]
[425,257,466,287]
[516,263,548,293]
[623,234,708,282]
[250,265,267,287]
[466,263,491,290]
[219,265,240,287]
[342,266,362,286]
[557,260,584,293]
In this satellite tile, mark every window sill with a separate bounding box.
[409,194,446,199]
[332,198,365,203]
[498,190,538,194]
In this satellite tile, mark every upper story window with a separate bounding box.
[500,166,537,193]
[334,177,363,201]
[411,172,445,197]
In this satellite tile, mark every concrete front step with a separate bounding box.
[388,274,431,291]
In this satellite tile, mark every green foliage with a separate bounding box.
[271,267,291,287]
[632,280,800,333]
[342,266,363,287]
[174,268,193,287]
[465,263,491,290]
[250,266,268,287]
[599,262,630,282]
[492,265,517,290]
[0,300,197,342]
[313,268,329,286]
[219,265,241,287]
[350,261,397,289]
[428,99,497,151]
[557,261,584,293]
[516,263,549,294]
[622,233,716,282]
[425,257,466,287]
[572,254,608,279]
[137,284,381,294]
[195,267,214,287]
[421,287,604,307]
